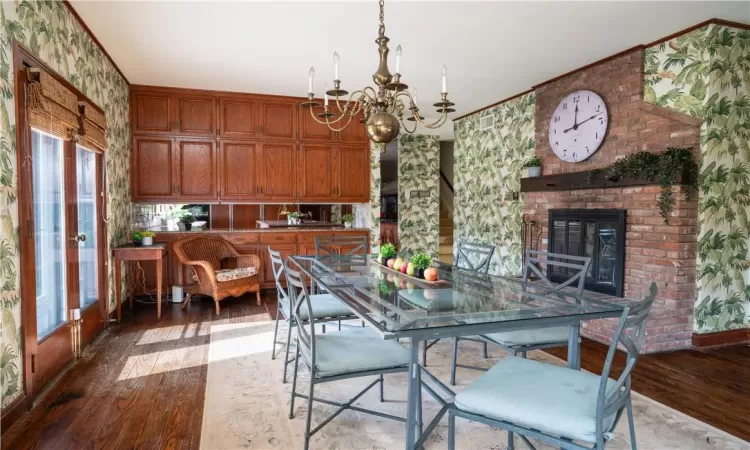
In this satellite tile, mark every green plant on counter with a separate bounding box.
[379,242,396,259]
[342,213,355,223]
[132,231,143,241]
[596,147,698,223]
[179,212,195,224]
[522,156,541,168]
[141,231,156,238]
[410,252,432,270]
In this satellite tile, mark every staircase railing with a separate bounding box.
[439,169,453,217]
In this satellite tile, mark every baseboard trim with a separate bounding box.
[1,394,28,435]
[692,329,750,348]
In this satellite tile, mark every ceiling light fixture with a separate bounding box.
[302,0,455,150]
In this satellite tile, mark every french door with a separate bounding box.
[25,129,106,398]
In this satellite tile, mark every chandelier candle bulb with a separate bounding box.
[395,45,402,74]
[324,84,329,106]
[412,87,418,106]
[441,65,448,93]
[308,67,315,94]
[333,51,340,80]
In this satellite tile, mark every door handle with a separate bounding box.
[70,234,86,243]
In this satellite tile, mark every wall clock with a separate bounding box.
[548,90,608,163]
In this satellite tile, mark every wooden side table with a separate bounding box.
[113,243,168,321]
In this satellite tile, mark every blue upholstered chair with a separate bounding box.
[447,282,657,450]
[450,250,592,385]
[268,248,356,383]
[285,258,411,450]
[420,241,496,367]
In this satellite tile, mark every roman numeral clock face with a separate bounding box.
[548,90,608,163]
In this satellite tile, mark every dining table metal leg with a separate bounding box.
[567,323,581,370]
[405,338,420,450]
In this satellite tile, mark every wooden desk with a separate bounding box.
[113,243,167,321]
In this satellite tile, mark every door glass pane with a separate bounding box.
[550,220,566,277]
[598,222,618,285]
[32,130,67,338]
[76,145,98,308]
[584,222,595,280]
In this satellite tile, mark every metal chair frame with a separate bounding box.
[284,258,410,450]
[314,235,368,257]
[421,241,496,367]
[447,282,657,450]
[450,250,592,385]
[268,247,357,383]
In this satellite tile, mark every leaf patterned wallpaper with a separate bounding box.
[453,93,535,276]
[645,24,750,333]
[0,0,131,409]
[398,134,439,259]
[369,142,381,251]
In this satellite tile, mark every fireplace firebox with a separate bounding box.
[548,209,626,297]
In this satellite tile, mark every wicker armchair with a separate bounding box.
[173,236,262,315]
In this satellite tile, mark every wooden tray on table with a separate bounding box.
[377,263,448,286]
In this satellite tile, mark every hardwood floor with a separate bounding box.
[2,294,748,448]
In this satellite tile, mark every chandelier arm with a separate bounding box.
[412,111,449,129]
[307,104,350,126]
[333,89,368,116]
[398,114,418,134]
[324,112,356,133]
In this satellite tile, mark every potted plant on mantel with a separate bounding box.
[523,156,542,177]
[342,212,355,229]
[409,252,432,279]
[377,242,397,266]
[180,212,195,231]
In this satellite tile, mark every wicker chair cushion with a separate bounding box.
[193,266,257,282]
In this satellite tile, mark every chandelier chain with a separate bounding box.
[379,0,385,35]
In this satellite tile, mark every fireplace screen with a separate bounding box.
[548,209,625,297]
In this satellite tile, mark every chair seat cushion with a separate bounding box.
[192,267,257,282]
[278,293,353,321]
[303,327,411,378]
[454,356,617,443]
[484,326,570,347]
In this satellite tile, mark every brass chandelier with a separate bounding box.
[302,0,455,149]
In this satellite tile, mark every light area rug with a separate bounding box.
[200,319,750,450]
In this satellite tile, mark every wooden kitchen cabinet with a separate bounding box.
[175,94,216,136]
[132,136,177,200]
[219,96,258,139]
[132,90,174,134]
[298,103,334,141]
[299,144,336,201]
[337,145,369,201]
[219,140,260,200]
[176,138,217,199]
[257,142,296,201]
[260,99,296,140]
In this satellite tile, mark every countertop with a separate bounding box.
[256,220,344,229]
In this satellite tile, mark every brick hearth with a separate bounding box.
[524,48,702,353]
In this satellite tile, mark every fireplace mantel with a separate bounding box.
[520,163,694,193]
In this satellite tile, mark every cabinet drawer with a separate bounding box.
[221,233,261,245]
[297,232,334,244]
[260,233,296,244]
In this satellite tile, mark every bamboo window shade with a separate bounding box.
[78,101,107,152]
[26,68,80,140]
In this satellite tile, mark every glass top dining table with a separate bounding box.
[289,254,626,343]
[288,254,629,449]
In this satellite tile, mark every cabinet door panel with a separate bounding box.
[220,140,258,200]
[260,100,296,140]
[177,139,216,198]
[176,95,216,136]
[220,97,258,139]
[133,92,173,134]
[337,145,369,201]
[260,244,295,286]
[336,108,367,142]
[299,144,335,200]
[258,142,295,201]
[298,105,333,141]
[133,137,174,199]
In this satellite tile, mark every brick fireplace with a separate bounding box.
[522,48,702,353]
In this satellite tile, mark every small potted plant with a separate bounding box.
[288,211,305,225]
[141,231,155,246]
[132,231,143,246]
[180,212,196,231]
[410,252,432,279]
[342,212,355,229]
[378,242,397,266]
[523,156,542,177]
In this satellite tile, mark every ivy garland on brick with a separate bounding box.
[592,147,699,223]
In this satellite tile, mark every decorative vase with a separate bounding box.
[528,166,541,177]
[345,222,353,229]
[184,223,192,231]
[142,236,153,246]
[416,268,425,279]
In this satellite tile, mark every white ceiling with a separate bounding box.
[72,1,749,139]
